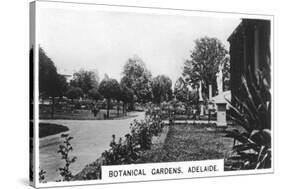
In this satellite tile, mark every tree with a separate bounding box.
[88,88,101,102]
[98,77,121,118]
[174,77,188,102]
[182,37,229,98]
[66,87,83,102]
[120,82,134,115]
[121,56,152,103]
[151,75,173,104]
[174,77,199,113]
[70,69,99,97]
[39,47,67,118]
[115,86,123,117]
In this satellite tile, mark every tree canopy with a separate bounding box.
[174,77,198,105]
[39,47,68,119]
[66,87,83,101]
[121,56,152,103]
[182,37,229,97]
[151,75,173,104]
[98,78,121,100]
[98,77,121,118]
[120,80,134,103]
[88,88,101,102]
[70,69,99,96]
[39,47,67,98]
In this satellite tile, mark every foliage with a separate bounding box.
[72,159,102,180]
[143,112,163,137]
[151,75,173,104]
[174,77,199,106]
[98,78,120,100]
[120,85,134,104]
[226,66,271,170]
[101,113,163,165]
[102,134,141,165]
[121,56,152,103]
[70,69,99,96]
[182,37,229,96]
[66,87,83,101]
[114,83,124,116]
[98,77,121,118]
[39,47,67,98]
[120,80,135,113]
[39,47,68,118]
[57,134,77,181]
[88,88,101,102]
[39,169,46,183]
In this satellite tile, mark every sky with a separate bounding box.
[38,5,241,86]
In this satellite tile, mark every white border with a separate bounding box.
[34,1,40,187]
[33,0,274,188]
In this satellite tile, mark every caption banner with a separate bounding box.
[102,159,224,182]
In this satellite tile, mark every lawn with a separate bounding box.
[72,123,236,181]
[39,123,69,138]
[139,124,234,163]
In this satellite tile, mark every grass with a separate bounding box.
[39,123,69,138]
[73,123,236,180]
[139,124,234,163]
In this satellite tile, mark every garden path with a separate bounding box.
[39,111,145,182]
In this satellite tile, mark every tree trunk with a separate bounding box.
[123,102,125,116]
[185,104,188,124]
[51,96,55,119]
[117,101,120,117]
[124,103,128,116]
[106,98,110,119]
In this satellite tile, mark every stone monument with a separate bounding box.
[215,64,227,127]
[198,80,204,116]
[209,84,212,101]
[216,64,223,95]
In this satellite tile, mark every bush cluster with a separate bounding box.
[74,112,164,180]
[102,112,164,166]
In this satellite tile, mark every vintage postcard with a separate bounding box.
[30,0,273,188]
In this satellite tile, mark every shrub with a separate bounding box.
[39,169,46,183]
[147,112,164,136]
[102,134,141,165]
[72,112,164,180]
[57,134,77,181]
[102,113,164,165]
[226,67,271,170]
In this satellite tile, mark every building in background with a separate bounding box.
[58,68,73,83]
[227,19,271,100]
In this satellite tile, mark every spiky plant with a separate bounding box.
[226,65,271,170]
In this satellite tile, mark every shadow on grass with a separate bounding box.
[39,123,69,138]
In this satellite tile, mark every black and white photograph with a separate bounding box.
[29,0,273,187]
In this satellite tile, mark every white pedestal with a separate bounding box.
[199,100,204,116]
[216,103,227,127]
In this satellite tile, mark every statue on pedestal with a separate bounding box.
[198,80,203,101]
[216,64,223,95]
[215,63,227,127]
[198,80,204,116]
